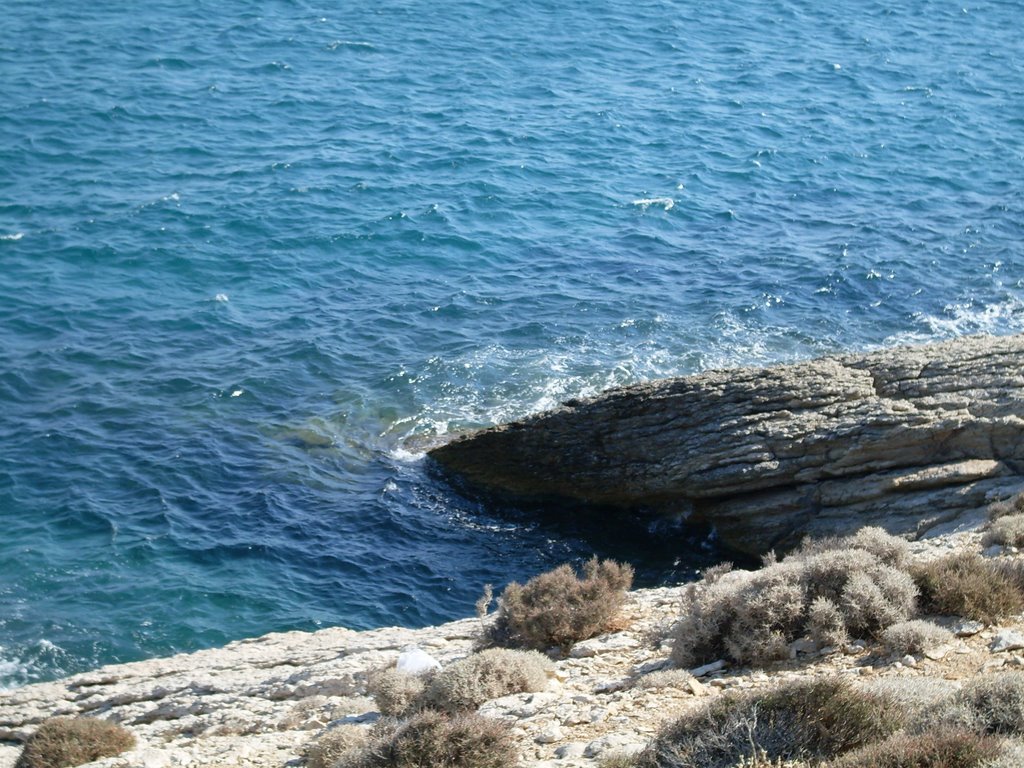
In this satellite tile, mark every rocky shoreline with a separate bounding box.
[7,334,1024,768]
[4,525,1024,768]
[429,333,1024,555]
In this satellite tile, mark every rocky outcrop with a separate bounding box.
[429,334,1024,555]
[1,530,1021,768]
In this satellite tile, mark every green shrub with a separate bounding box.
[912,553,1024,624]
[15,717,135,768]
[984,514,1024,548]
[367,667,432,717]
[305,725,369,768]
[881,620,954,655]
[421,648,552,713]
[334,711,519,768]
[671,543,917,667]
[636,677,901,768]
[827,729,1003,768]
[487,557,633,653]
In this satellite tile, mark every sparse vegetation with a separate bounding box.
[367,667,432,717]
[305,725,369,768]
[827,729,1003,768]
[912,553,1024,624]
[421,648,552,713]
[634,677,901,768]
[881,619,954,656]
[984,514,1024,548]
[988,492,1024,521]
[670,530,917,666]
[333,711,519,768]
[487,557,633,653]
[15,717,135,768]
[958,672,1024,736]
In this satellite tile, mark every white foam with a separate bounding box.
[632,197,675,211]
[0,232,23,241]
[214,293,229,302]
[885,296,1024,346]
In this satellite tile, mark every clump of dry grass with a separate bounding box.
[984,514,1024,548]
[634,677,901,768]
[333,711,518,768]
[15,717,135,768]
[988,492,1024,521]
[881,619,954,656]
[367,667,432,717]
[671,529,917,667]
[487,557,633,653]
[827,729,1003,768]
[421,648,552,713]
[305,725,369,768]
[911,553,1024,624]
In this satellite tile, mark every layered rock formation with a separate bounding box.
[429,334,1024,555]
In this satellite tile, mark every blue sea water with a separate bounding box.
[1,0,1022,688]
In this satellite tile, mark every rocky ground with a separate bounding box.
[2,528,1023,768]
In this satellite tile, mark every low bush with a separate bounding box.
[367,667,431,717]
[334,711,518,768]
[827,729,1003,768]
[16,717,135,768]
[305,725,369,768]
[487,557,633,653]
[959,672,1024,735]
[635,677,901,768]
[912,553,1024,624]
[984,514,1024,548]
[797,526,911,569]
[633,668,695,691]
[422,648,552,713]
[989,492,1024,521]
[881,620,954,656]
[671,538,917,666]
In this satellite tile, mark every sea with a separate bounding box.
[1,0,1022,689]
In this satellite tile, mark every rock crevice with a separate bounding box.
[428,334,1024,554]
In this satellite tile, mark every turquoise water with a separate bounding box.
[1,0,1022,688]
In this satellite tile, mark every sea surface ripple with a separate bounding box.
[0,0,1022,686]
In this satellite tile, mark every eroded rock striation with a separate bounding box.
[429,334,1024,554]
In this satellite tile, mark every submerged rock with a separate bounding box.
[429,334,1024,555]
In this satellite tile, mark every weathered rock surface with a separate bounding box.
[3,527,1022,768]
[429,334,1024,554]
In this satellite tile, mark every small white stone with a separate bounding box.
[953,620,985,638]
[535,726,563,744]
[991,630,1024,653]
[554,743,587,759]
[901,654,918,668]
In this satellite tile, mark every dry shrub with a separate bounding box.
[636,677,901,768]
[912,553,1024,624]
[305,725,369,768]
[366,667,431,717]
[487,557,633,652]
[984,514,1024,548]
[798,526,911,569]
[421,648,552,712]
[959,673,1024,735]
[881,620,954,655]
[671,539,917,667]
[334,711,518,768]
[862,677,959,711]
[827,729,1003,768]
[989,492,1024,521]
[16,717,135,768]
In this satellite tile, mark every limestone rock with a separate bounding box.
[429,334,1024,554]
